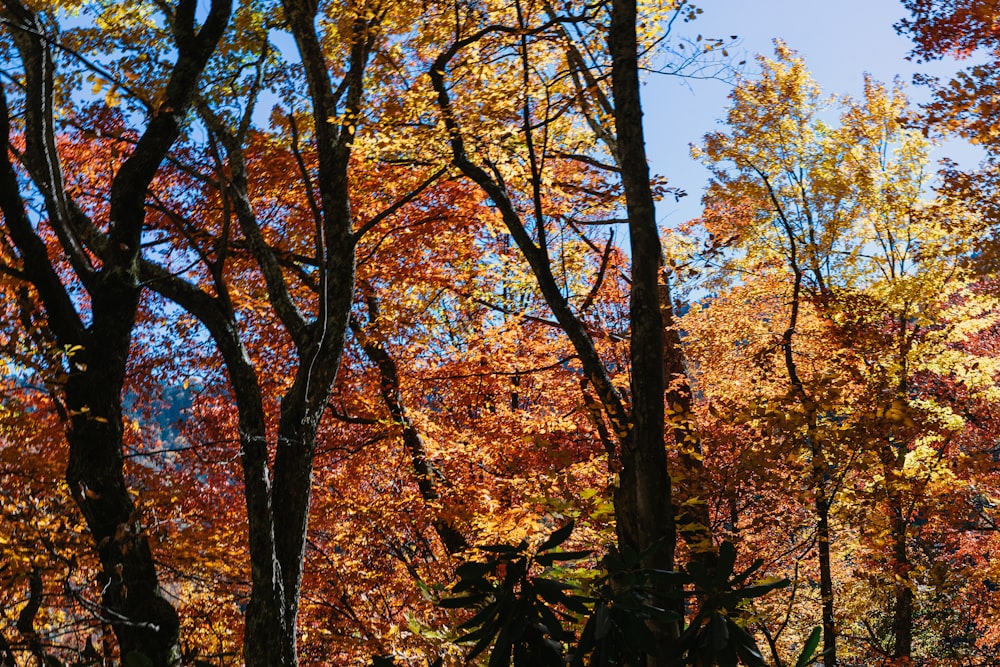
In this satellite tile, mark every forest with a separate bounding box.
[0,0,998,665]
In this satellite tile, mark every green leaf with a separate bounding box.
[487,625,513,667]
[537,603,566,642]
[729,620,768,667]
[560,592,591,615]
[730,558,765,588]
[794,627,822,667]
[533,576,576,597]
[709,612,730,652]
[457,599,501,631]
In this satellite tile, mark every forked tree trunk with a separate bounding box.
[0,1,230,663]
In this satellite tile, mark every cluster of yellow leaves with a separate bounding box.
[685,43,1000,665]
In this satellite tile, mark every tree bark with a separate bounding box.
[0,2,230,663]
[891,500,914,660]
[816,496,837,667]
[888,419,913,661]
[608,0,678,658]
[274,0,367,650]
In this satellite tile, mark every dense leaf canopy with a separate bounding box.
[1,1,998,667]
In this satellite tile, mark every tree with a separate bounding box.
[897,0,1000,274]
[12,4,996,667]
[0,2,231,664]
[3,2,636,663]
[608,0,680,655]
[424,1,733,659]
[692,43,1000,666]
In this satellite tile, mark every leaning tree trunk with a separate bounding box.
[352,306,469,555]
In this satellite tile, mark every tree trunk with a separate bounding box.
[430,5,678,657]
[890,345,914,660]
[2,106,180,666]
[816,496,837,667]
[609,0,678,658]
[62,305,184,667]
[891,535,914,658]
[227,352,291,667]
[890,490,913,659]
[0,2,230,663]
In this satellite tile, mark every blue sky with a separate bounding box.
[643,0,982,227]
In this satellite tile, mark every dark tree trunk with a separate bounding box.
[63,336,183,667]
[0,2,230,663]
[217,323,292,666]
[889,474,913,659]
[609,0,678,658]
[891,513,914,659]
[890,353,914,660]
[816,496,837,667]
[270,3,362,647]
[145,268,294,667]
[428,3,680,660]
[163,7,370,651]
